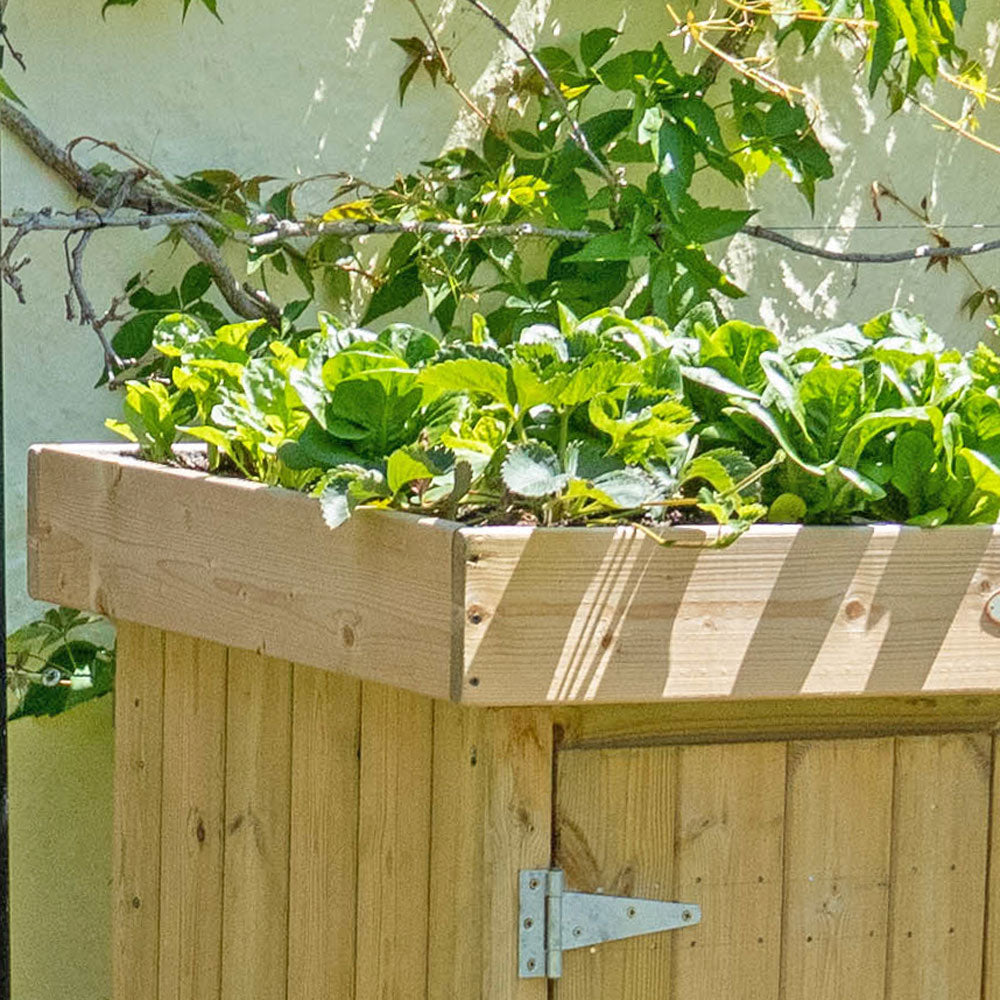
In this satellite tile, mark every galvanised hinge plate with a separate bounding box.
[518,869,701,979]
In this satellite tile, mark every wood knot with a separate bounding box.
[196,818,207,843]
[844,599,866,621]
[467,605,487,625]
[341,624,356,648]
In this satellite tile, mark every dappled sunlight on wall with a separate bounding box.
[720,9,1000,349]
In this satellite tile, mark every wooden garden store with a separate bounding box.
[26,441,1000,999]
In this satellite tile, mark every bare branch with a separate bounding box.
[3,208,223,233]
[0,21,25,72]
[741,224,1000,264]
[457,0,617,184]
[254,213,1000,267]
[0,98,281,326]
[63,174,138,379]
[250,215,593,245]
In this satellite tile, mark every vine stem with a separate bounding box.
[457,0,617,185]
[12,206,1000,269]
[406,0,494,132]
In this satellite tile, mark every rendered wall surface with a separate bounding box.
[2,2,1000,997]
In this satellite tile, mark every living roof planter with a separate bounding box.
[27,442,1000,1000]
[27,443,1000,705]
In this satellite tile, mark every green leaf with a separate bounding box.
[768,492,807,523]
[319,477,353,529]
[180,262,213,305]
[890,429,936,500]
[641,109,695,203]
[502,442,568,497]
[563,231,644,263]
[589,467,659,508]
[0,70,25,106]
[869,0,902,94]
[420,359,512,408]
[387,445,455,493]
[580,27,619,67]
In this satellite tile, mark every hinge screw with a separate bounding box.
[523,918,533,929]
[682,910,692,922]
[626,906,637,919]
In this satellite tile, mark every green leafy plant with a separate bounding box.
[107,302,1000,538]
[108,305,780,541]
[674,309,1000,524]
[6,608,115,720]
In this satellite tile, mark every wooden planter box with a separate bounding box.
[27,442,1000,1000]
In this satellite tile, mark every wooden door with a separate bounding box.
[554,735,994,1000]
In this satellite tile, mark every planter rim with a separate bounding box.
[27,441,1000,707]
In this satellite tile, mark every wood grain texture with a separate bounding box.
[355,683,433,1000]
[780,739,894,1000]
[32,443,1000,707]
[426,701,486,999]
[885,735,992,1000]
[157,633,228,1000]
[112,622,166,1000]
[220,649,293,1000]
[459,522,1000,704]
[983,735,1000,999]
[286,666,361,1000]
[426,705,553,1000]
[671,743,786,1000]
[480,709,553,1000]
[557,695,1000,749]
[556,746,676,998]
[28,444,458,699]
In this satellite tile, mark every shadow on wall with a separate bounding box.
[297,1,1000,345]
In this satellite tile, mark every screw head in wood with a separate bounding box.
[986,590,1000,626]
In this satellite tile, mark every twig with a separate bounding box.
[0,18,26,72]
[254,213,1000,266]
[3,208,223,233]
[10,197,1000,271]
[457,0,617,184]
[406,0,494,132]
[249,215,594,245]
[0,99,280,326]
[741,224,1000,264]
[918,100,1000,157]
[63,175,138,378]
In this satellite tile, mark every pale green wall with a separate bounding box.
[3,2,1000,997]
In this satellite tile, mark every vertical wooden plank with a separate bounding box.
[355,682,433,1000]
[555,746,675,999]
[780,738,894,1000]
[426,702,486,999]
[480,708,553,1000]
[425,705,552,1000]
[113,622,166,1000]
[984,735,1000,999]
[157,633,228,1000]
[671,742,786,1000]
[885,734,991,1000]
[286,666,361,1000]
[220,649,293,1000]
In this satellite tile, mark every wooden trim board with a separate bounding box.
[27,442,1000,706]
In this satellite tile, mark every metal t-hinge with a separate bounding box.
[518,869,701,979]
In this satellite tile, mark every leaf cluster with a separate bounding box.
[674,309,1000,524]
[7,608,115,721]
[108,303,1000,536]
[108,304,778,541]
